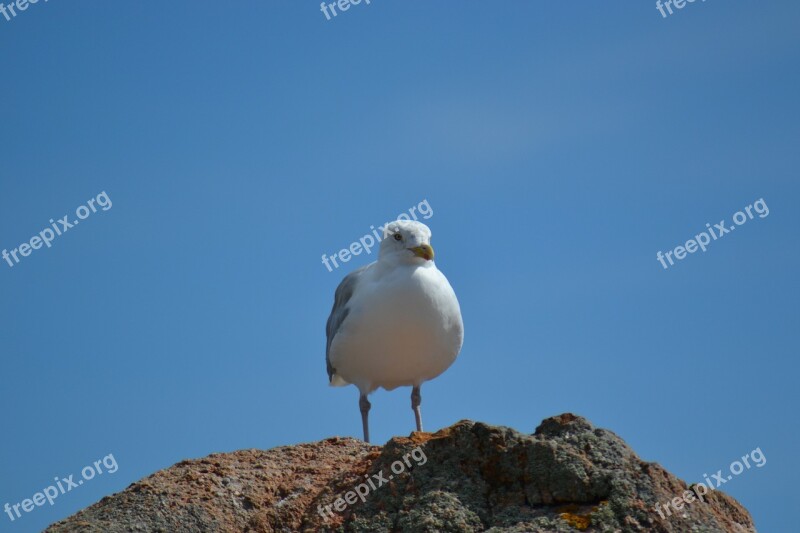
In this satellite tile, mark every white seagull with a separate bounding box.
[325,220,464,442]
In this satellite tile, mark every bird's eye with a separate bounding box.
[393,234,403,241]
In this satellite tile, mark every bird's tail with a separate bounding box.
[329,374,349,387]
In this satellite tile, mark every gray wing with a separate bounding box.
[326,264,370,382]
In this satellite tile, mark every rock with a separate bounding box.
[45,414,756,532]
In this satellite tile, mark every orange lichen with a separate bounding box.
[558,501,609,530]
[560,511,591,530]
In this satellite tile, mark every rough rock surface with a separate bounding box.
[46,414,756,532]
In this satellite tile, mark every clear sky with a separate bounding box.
[1,1,797,531]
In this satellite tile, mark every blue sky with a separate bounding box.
[1,1,798,531]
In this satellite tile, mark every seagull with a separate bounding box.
[325,220,464,442]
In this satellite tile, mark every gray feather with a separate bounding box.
[326,264,370,382]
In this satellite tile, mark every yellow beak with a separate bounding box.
[410,244,435,261]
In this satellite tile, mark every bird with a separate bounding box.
[325,220,464,443]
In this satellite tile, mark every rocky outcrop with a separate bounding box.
[46,414,756,532]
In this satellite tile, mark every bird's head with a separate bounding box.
[379,220,435,265]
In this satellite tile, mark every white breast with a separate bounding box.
[329,263,463,393]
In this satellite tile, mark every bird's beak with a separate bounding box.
[410,244,435,261]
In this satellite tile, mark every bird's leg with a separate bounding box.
[359,393,371,443]
[411,385,423,432]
